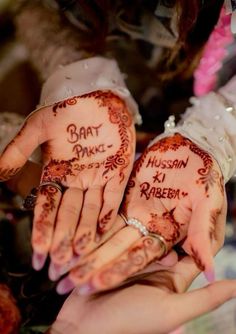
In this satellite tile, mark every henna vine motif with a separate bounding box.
[52,97,77,116]
[98,209,113,234]
[190,246,205,271]
[94,92,133,182]
[74,231,92,253]
[209,208,221,241]
[34,186,58,245]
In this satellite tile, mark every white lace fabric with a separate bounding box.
[27,56,142,125]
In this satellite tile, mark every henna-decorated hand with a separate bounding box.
[0,91,135,269]
[48,233,236,334]
[55,133,226,294]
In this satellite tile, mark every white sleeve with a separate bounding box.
[27,56,142,125]
[154,75,236,183]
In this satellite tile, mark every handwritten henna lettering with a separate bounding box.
[153,171,166,183]
[140,182,181,200]
[66,123,102,143]
[146,156,189,169]
[73,143,106,159]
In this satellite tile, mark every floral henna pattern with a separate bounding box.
[96,237,163,288]
[146,209,182,243]
[33,186,59,245]
[98,209,113,234]
[52,97,77,116]
[42,158,74,183]
[98,92,133,182]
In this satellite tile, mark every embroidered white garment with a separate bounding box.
[33,56,142,125]
[160,75,236,182]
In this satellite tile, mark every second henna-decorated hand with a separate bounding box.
[56,133,226,294]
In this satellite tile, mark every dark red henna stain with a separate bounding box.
[73,143,106,159]
[140,182,181,200]
[209,208,221,241]
[42,159,74,183]
[33,185,59,245]
[74,231,92,253]
[67,123,102,143]
[96,237,162,288]
[190,246,205,271]
[98,209,113,234]
[153,171,166,183]
[71,258,96,280]
[51,236,73,262]
[52,97,77,116]
[147,208,181,243]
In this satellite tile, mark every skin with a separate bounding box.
[55,134,225,294]
[0,91,135,270]
[47,248,236,334]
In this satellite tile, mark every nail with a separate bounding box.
[204,269,215,283]
[56,277,75,295]
[76,282,95,296]
[48,262,62,281]
[32,252,47,271]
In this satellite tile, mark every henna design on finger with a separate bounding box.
[0,167,21,181]
[98,209,113,234]
[33,186,59,246]
[74,231,92,253]
[95,237,163,288]
[51,235,73,262]
[209,208,221,241]
[71,258,96,280]
[190,246,205,271]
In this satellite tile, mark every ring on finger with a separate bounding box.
[22,181,63,211]
[119,212,168,255]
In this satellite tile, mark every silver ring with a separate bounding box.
[119,213,168,255]
[39,181,63,193]
[22,181,63,211]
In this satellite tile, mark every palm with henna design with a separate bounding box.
[55,133,225,294]
[0,91,135,270]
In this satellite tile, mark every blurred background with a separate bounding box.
[1,0,236,333]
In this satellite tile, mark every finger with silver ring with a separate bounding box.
[22,181,63,211]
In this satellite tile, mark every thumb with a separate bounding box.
[168,280,236,329]
[0,114,43,181]
[182,201,217,282]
